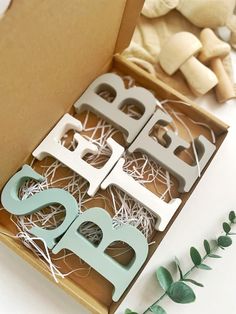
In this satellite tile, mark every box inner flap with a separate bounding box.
[0,0,143,188]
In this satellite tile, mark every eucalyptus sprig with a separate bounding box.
[125,210,236,314]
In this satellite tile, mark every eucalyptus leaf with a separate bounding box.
[182,278,204,287]
[156,267,173,291]
[223,222,231,234]
[150,304,167,314]
[208,254,221,258]
[229,211,236,223]
[217,235,232,247]
[197,263,212,270]
[175,256,183,279]
[167,282,196,304]
[203,240,211,255]
[131,210,236,314]
[190,247,202,266]
[125,309,138,314]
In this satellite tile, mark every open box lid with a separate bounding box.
[0,0,143,188]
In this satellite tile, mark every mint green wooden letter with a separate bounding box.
[52,207,148,301]
[1,165,79,249]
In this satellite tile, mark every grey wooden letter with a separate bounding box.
[73,73,156,144]
[128,109,216,192]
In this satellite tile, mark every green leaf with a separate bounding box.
[203,240,211,255]
[197,263,212,270]
[223,222,231,234]
[229,211,236,223]
[156,266,173,291]
[182,278,204,287]
[150,304,167,314]
[217,235,232,247]
[175,256,183,279]
[167,282,196,304]
[208,254,221,258]
[190,247,202,266]
[125,309,138,314]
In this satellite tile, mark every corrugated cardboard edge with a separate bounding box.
[115,0,144,53]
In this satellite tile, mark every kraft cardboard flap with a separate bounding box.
[0,0,143,188]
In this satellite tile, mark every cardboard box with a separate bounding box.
[0,1,228,314]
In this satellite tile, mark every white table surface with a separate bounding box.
[1,52,235,314]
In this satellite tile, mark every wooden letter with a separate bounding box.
[73,73,156,144]
[33,114,124,196]
[101,158,181,231]
[128,109,216,192]
[52,207,148,301]
[1,165,78,249]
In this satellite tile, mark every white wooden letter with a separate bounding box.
[101,158,182,231]
[33,114,124,196]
